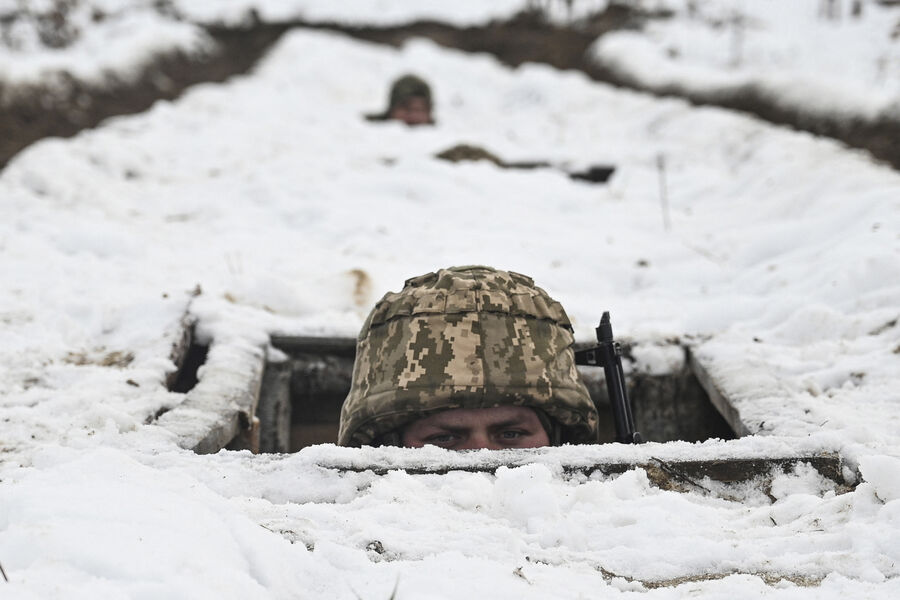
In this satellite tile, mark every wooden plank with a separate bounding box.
[319,453,845,488]
[687,349,752,437]
[156,340,266,454]
[164,312,196,391]
[258,359,293,453]
[270,335,356,358]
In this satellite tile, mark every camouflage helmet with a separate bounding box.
[338,266,599,446]
[388,74,432,112]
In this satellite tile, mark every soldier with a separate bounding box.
[365,74,434,126]
[338,266,599,449]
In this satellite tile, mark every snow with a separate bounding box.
[0,3,212,90]
[590,0,900,123]
[630,342,685,375]
[859,455,900,502]
[0,0,533,89]
[171,0,528,27]
[3,444,899,596]
[1,4,900,598]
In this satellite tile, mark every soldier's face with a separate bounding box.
[401,406,550,450]
[389,97,432,126]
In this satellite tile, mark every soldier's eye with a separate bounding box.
[499,430,525,440]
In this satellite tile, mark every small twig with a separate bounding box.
[0,560,9,582]
[655,153,672,232]
[650,457,710,492]
[513,566,533,584]
[388,576,400,600]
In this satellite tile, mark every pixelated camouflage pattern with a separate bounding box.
[338,266,599,446]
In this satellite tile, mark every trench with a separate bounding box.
[312,9,900,171]
[157,329,846,491]
[3,6,898,171]
[260,335,736,453]
[0,23,290,170]
[167,335,209,394]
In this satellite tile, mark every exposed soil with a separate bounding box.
[0,23,290,170]
[2,6,898,171]
[308,7,641,71]
[587,63,900,173]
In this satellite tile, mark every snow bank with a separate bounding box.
[0,0,536,91]
[0,447,320,598]
[0,3,212,91]
[589,0,900,123]
[2,445,898,597]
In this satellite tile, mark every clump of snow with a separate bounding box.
[858,455,900,502]
[630,342,685,375]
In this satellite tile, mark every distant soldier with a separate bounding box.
[366,74,434,126]
[338,266,599,449]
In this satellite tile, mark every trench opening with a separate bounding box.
[260,336,735,453]
[166,324,209,394]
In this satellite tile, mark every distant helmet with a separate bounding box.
[388,74,432,112]
[338,266,599,446]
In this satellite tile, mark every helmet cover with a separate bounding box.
[338,266,599,446]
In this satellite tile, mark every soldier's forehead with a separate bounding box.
[412,406,539,427]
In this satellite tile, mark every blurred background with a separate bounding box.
[3,0,899,170]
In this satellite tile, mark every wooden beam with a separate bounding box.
[687,349,752,436]
[164,312,196,391]
[318,453,845,489]
[258,359,293,453]
[270,335,356,358]
[155,340,266,454]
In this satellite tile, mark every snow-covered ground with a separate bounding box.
[170,0,529,27]
[591,0,900,122]
[7,0,898,127]
[0,1,212,90]
[0,0,527,90]
[1,4,900,598]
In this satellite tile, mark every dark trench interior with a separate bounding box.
[258,336,735,453]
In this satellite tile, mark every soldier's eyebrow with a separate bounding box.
[487,419,531,430]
